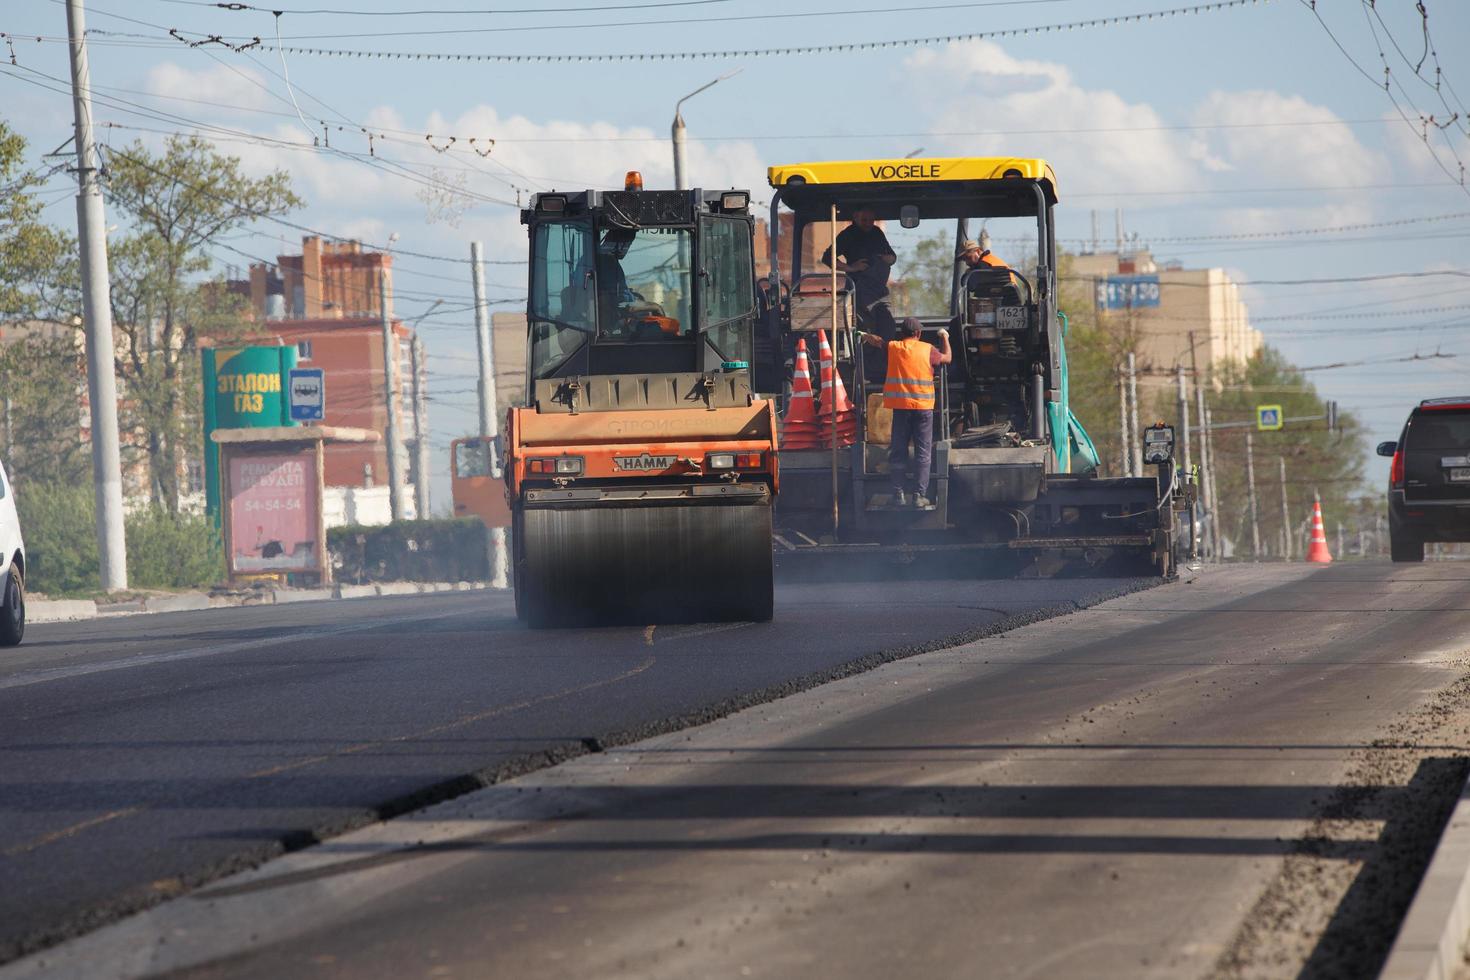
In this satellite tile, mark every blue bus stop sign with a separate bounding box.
[289,368,325,422]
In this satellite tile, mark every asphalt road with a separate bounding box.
[0,576,1150,963]
[11,561,1470,980]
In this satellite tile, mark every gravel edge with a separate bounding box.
[1380,770,1470,980]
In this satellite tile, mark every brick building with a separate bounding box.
[227,237,420,503]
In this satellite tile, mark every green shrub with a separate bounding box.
[329,518,489,583]
[14,481,100,595]
[125,505,223,589]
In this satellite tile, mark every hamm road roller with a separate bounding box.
[506,172,778,627]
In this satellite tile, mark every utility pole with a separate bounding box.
[378,270,407,521]
[66,0,127,591]
[470,241,508,589]
[1246,430,1261,559]
[1117,363,1131,477]
[1126,351,1142,477]
[1278,456,1291,560]
[410,334,430,519]
[1205,406,1222,560]
[1176,363,1192,474]
[1190,334,1214,559]
[471,242,496,439]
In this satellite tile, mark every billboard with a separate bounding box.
[1095,275,1161,311]
[202,345,299,519]
[226,452,319,574]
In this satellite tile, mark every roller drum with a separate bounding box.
[517,499,773,628]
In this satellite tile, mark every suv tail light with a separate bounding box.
[1390,449,1405,488]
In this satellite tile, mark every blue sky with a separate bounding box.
[4,0,1469,506]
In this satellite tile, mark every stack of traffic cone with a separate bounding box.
[780,338,822,450]
[1306,494,1333,564]
[815,329,857,447]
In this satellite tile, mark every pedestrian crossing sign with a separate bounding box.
[1256,405,1283,431]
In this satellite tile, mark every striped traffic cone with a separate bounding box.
[1306,494,1333,564]
[816,329,857,446]
[781,338,822,450]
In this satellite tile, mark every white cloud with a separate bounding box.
[1188,90,1387,187]
[210,103,765,266]
[143,62,274,114]
[903,42,1199,194]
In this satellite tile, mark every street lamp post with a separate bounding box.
[671,68,741,190]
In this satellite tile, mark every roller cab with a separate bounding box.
[510,176,777,626]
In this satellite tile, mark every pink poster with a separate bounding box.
[228,452,317,573]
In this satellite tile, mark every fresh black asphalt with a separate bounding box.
[0,577,1153,962]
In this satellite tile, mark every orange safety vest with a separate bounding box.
[883,338,936,410]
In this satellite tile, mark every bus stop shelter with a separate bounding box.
[211,425,378,586]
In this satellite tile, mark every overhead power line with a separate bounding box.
[183,0,1078,40]
[165,0,1268,64]
[152,0,736,15]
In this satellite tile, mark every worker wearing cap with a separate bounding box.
[863,317,952,508]
[958,229,1009,271]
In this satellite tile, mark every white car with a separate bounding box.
[0,458,24,646]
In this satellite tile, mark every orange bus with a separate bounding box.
[450,436,511,529]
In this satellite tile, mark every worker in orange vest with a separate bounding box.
[863,317,952,509]
[958,234,1008,271]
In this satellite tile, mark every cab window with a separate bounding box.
[594,227,693,342]
[454,440,492,478]
[528,220,594,378]
[698,216,755,363]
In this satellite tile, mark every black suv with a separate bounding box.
[1377,397,1470,562]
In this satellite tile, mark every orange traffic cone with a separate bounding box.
[781,338,821,450]
[1306,495,1333,564]
[815,329,857,446]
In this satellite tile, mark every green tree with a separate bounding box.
[0,120,78,324]
[0,120,87,489]
[15,482,99,595]
[896,229,955,315]
[1055,251,1132,475]
[0,331,90,487]
[102,136,302,510]
[1183,349,1366,558]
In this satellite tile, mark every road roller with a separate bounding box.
[506,172,779,627]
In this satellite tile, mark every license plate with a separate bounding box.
[1450,468,1470,482]
[998,307,1027,330]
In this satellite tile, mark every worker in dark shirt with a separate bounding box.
[821,207,898,380]
[820,208,898,338]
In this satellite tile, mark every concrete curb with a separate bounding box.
[143,593,212,614]
[26,599,98,624]
[28,582,497,624]
[1380,770,1470,980]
